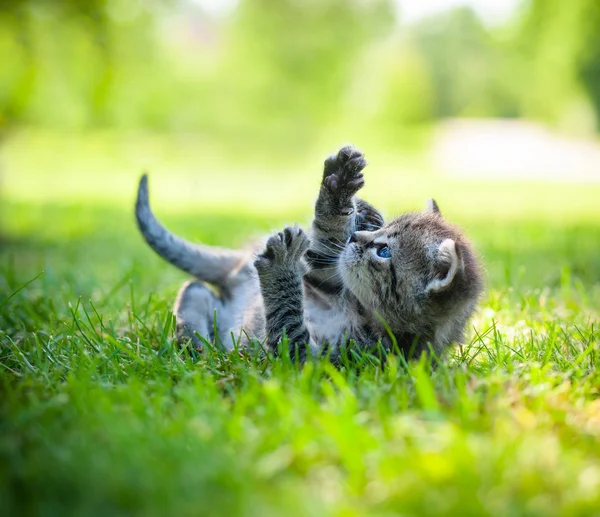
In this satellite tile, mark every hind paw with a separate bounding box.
[255,226,310,275]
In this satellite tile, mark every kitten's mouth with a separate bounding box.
[340,243,362,268]
[339,244,368,300]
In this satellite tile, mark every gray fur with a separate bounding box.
[135,174,252,288]
[337,212,483,356]
[425,198,441,215]
[135,146,483,361]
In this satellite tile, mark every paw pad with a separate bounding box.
[254,226,310,272]
[323,145,366,196]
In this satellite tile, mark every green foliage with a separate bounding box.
[3,0,600,155]
[214,0,394,148]
[0,0,395,149]
[411,7,498,118]
[510,0,600,131]
[361,39,434,134]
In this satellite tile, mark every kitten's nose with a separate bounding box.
[349,232,358,244]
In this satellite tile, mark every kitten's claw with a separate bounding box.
[255,226,310,273]
[322,145,367,197]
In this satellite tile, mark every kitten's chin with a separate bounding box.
[338,249,357,290]
[339,248,374,308]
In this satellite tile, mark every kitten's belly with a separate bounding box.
[305,302,351,346]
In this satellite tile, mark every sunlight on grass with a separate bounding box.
[3,130,600,222]
[1,131,599,517]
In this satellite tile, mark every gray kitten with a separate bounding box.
[135,146,483,362]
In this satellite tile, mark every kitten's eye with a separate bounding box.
[376,245,391,258]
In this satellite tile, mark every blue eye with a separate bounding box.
[376,245,391,258]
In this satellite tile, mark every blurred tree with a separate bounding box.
[212,0,394,150]
[3,0,600,153]
[514,0,600,131]
[579,5,600,124]
[0,1,36,130]
[0,0,396,155]
[362,39,434,128]
[0,0,168,130]
[410,7,507,119]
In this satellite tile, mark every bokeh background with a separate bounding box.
[2,0,600,199]
[1,0,600,302]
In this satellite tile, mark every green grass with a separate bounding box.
[1,133,600,516]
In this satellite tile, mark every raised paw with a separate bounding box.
[355,198,385,232]
[322,145,367,197]
[254,226,310,274]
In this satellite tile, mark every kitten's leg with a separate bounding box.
[312,146,385,240]
[306,146,382,289]
[174,280,222,349]
[254,226,313,362]
[311,146,366,247]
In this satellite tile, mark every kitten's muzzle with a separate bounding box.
[348,231,371,245]
[348,231,378,250]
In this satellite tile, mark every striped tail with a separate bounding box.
[135,174,244,286]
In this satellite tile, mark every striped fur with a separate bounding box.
[135,146,483,362]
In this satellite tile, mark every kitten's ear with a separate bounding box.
[426,239,462,293]
[425,198,441,215]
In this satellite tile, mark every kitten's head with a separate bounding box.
[339,199,483,350]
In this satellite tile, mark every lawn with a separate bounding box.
[1,132,599,516]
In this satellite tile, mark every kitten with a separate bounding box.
[135,146,483,362]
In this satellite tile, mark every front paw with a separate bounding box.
[355,198,384,231]
[254,226,310,275]
[322,145,367,198]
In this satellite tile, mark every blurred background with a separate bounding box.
[1,0,600,299]
[2,0,600,208]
